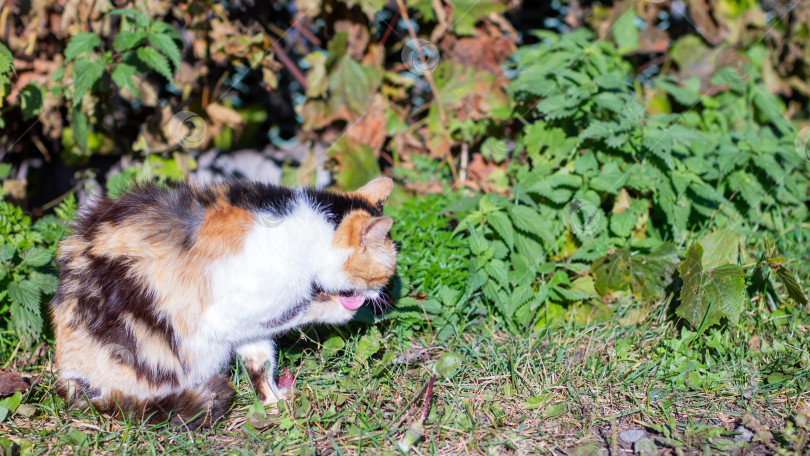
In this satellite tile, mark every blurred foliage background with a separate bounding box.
[1,0,809,345]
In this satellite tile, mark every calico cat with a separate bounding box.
[50,177,396,429]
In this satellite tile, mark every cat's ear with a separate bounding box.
[362,216,393,244]
[356,177,393,208]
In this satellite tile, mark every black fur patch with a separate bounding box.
[224,180,382,227]
[105,374,233,430]
[71,183,215,251]
[302,187,383,225]
[260,299,308,329]
[66,254,180,387]
[245,362,268,402]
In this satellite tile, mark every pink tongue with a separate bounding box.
[338,294,365,310]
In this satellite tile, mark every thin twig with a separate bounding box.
[271,40,307,90]
[420,374,436,422]
[459,143,468,185]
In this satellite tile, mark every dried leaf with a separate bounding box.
[0,372,29,397]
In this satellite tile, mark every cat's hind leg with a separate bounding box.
[237,340,293,404]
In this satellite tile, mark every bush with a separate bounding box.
[0,191,75,345]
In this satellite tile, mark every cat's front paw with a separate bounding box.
[264,369,295,405]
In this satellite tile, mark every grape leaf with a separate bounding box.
[676,243,745,332]
[698,229,739,270]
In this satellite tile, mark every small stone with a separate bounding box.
[734,425,753,443]
[634,438,657,456]
[620,429,647,444]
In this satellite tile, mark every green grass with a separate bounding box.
[2,295,809,455]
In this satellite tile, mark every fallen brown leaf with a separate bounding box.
[0,371,30,397]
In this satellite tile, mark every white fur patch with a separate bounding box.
[186,194,354,382]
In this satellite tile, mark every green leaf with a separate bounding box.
[111,63,140,98]
[19,84,44,120]
[72,58,105,101]
[28,271,59,294]
[753,89,791,134]
[328,138,381,191]
[609,210,636,238]
[486,211,514,250]
[108,8,150,28]
[524,393,554,410]
[435,352,463,379]
[147,32,182,71]
[71,107,89,152]
[246,399,272,429]
[10,293,44,344]
[0,244,14,262]
[591,243,679,301]
[137,46,173,82]
[480,137,508,162]
[113,30,146,52]
[484,259,509,287]
[355,326,382,363]
[64,33,100,62]
[21,247,51,267]
[322,334,345,355]
[654,76,700,106]
[0,41,13,74]
[8,280,40,309]
[698,229,738,270]
[448,0,505,35]
[676,243,745,332]
[612,9,639,54]
[0,392,22,417]
[150,21,182,40]
[328,55,381,114]
[772,265,808,305]
[438,286,461,307]
[419,298,442,315]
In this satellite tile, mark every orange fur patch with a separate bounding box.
[333,210,396,288]
[192,200,253,261]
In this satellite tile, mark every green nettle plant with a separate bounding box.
[445,29,809,333]
[42,9,183,154]
[0,194,75,345]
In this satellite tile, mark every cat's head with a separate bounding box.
[330,177,397,314]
